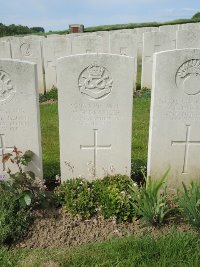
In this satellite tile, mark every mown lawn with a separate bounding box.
[40,103,60,179]
[40,90,151,180]
[41,17,200,35]
[1,232,200,266]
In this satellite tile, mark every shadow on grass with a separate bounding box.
[131,159,146,186]
[43,162,60,189]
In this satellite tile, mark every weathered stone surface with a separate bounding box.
[177,29,200,49]
[46,34,61,38]
[109,29,137,58]
[71,32,109,54]
[0,36,15,42]
[159,24,183,32]
[0,40,11,58]
[57,54,135,180]
[182,22,200,31]
[43,37,71,91]
[11,36,45,93]
[135,27,159,60]
[141,31,177,89]
[109,29,137,90]
[0,59,42,179]
[148,49,200,189]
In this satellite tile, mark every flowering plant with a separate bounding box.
[2,147,50,208]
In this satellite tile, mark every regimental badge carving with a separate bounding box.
[0,71,15,103]
[78,63,113,100]
[20,43,31,57]
[176,59,200,95]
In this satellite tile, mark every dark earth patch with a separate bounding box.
[13,208,194,249]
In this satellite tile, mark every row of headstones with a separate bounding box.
[1,22,200,94]
[0,30,138,93]
[1,48,200,190]
[142,23,200,89]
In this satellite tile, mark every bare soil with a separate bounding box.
[13,208,194,249]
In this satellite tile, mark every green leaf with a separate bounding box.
[24,194,31,206]
[24,150,34,158]
[25,171,36,180]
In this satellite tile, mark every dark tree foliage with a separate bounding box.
[0,23,44,37]
[192,12,200,19]
[30,27,45,33]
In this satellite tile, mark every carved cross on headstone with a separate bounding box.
[171,125,200,174]
[80,129,111,177]
[0,134,13,171]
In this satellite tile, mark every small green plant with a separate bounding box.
[130,170,172,226]
[92,175,136,222]
[136,81,141,91]
[0,188,31,244]
[178,181,200,229]
[39,87,58,103]
[56,178,95,219]
[55,175,136,221]
[0,147,57,245]
[3,147,51,208]
[131,162,146,185]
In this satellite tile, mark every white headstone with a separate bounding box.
[182,22,200,31]
[0,36,15,42]
[67,32,83,38]
[177,29,200,49]
[159,24,183,32]
[43,37,71,91]
[109,30,137,91]
[57,53,134,180]
[141,31,177,89]
[148,49,200,189]
[46,34,62,38]
[0,40,11,58]
[109,29,137,58]
[11,36,45,94]
[0,59,42,179]
[135,27,159,60]
[71,32,109,54]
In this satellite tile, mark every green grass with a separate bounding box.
[6,15,200,38]
[25,16,200,36]
[40,90,151,180]
[40,104,60,179]
[39,87,58,103]
[1,232,200,266]
[136,60,142,90]
[83,18,200,33]
[132,90,151,180]
[34,17,200,36]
